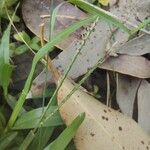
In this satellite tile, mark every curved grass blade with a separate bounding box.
[18,130,35,150]
[50,2,66,40]
[0,25,14,97]
[7,15,97,129]
[130,18,150,36]
[0,132,18,150]
[44,113,85,150]
[69,0,130,34]
[29,127,54,150]
[12,106,63,129]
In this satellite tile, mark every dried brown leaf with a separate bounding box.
[22,0,87,50]
[138,80,150,135]
[117,34,150,56]
[57,78,150,150]
[116,74,141,117]
[100,55,150,79]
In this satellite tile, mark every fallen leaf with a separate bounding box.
[23,0,150,80]
[28,54,150,98]
[117,34,150,56]
[100,55,150,79]
[116,74,141,117]
[24,0,150,99]
[110,0,150,25]
[22,0,87,50]
[53,20,112,79]
[23,0,114,78]
[57,78,150,150]
[27,69,54,98]
[138,80,150,135]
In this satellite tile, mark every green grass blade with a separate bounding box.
[0,64,13,96]
[29,127,54,150]
[50,2,65,39]
[0,25,14,96]
[12,106,63,129]
[33,15,97,64]
[6,94,26,114]
[18,130,35,150]
[0,25,10,64]
[0,132,18,150]
[44,113,85,150]
[39,17,99,128]
[69,0,130,33]
[0,0,18,8]
[7,15,97,129]
[130,18,150,36]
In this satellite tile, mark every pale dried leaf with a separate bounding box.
[100,55,150,79]
[28,54,150,98]
[53,20,111,79]
[25,0,150,98]
[116,74,141,117]
[138,80,150,135]
[117,34,150,56]
[22,0,87,50]
[110,0,150,25]
[26,70,54,98]
[23,0,150,79]
[57,78,150,150]
[23,0,113,78]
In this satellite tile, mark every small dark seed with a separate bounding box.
[102,116,105,120]
[90,132,95,137]
[108,109,111,112]
[105,117,109,121]
[104,109,107,113]
[118,126,122,131]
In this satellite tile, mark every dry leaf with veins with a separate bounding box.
[22,0,87,50]
[116,74,141,117]
[23,0,150,83]
[138,80,150,135]
[57,78,150,150]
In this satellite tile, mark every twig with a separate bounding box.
[40,14,85,20]
[39,23,60,82]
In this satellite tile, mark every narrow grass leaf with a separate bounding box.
[130,18,150,36]
[50,2,65,39]
[44,113,85,150]
[0,0,19,21]
[14,31,31,44]
[12,106,63,129]
[8,15,97,128]
[69,0,130,33]
[18,130,35,150]
[29,127,54,150]
[6,94,26,114]
[0,25,13,96]
[0,25,10,63]
[0,132,18,150]
[1,0,18,8]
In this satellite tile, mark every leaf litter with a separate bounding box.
[57,78,150,150]
[21,0,150,147]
